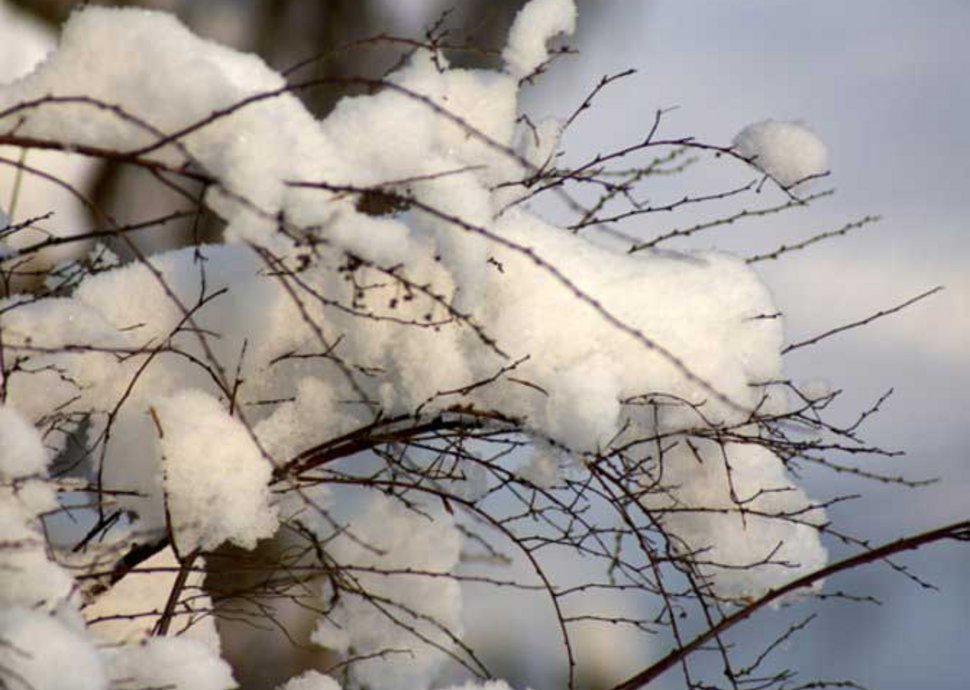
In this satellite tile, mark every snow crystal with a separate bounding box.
[106,636,236,690]
[0,607,107,690]
[732,119,828,189]
[504,0,578,80]
[154,389,278,552]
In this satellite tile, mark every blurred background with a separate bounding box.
[2,1,967,689]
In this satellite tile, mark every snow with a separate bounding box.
[154,389,278,552]
[641,438,828,599]
[517,441,566,488]
[732,119,828,189]
[106,636,236,690]
[0,405,49,479]
[504,0,578,80]
[477,207,785,448]
[0,0,839,686]
[0,495,75,609]
[439,681,516,690]
[0,607,107,690]
[2,243,307,535]
[309,494,463,690]
[278,670,342,690]
[0,1,821,594]
[0,1,51,80]
[0,6,339,248]
[0,406,73,610]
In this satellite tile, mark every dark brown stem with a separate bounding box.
[153,549,199,636]
[609,519,970,690]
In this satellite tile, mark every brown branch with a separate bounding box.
[153,549,199,636]
[746,215,881,264]
[609,519,970,690]
[783,286,943,354]
[563,69,637,130]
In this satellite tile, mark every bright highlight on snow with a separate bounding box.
[0,1,839,689]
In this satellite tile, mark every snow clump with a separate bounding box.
[0,607,107,690]
[0,405,74,610]
[277,670,342,690]
[503,0,578,79]
[105,636,236,690]
[309,494,463,690]
[0,404,49,480]
[640,439,829,598]
[732,119,828,189]
[154,389,279,552]
[0,0,833,687]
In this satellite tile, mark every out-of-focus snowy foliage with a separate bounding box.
[0,606,107,690]
[0,1,848,688]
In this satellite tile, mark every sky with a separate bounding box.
[509,2,969,688]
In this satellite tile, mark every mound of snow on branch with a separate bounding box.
[732,119,828,189]
[0,0,831,688]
